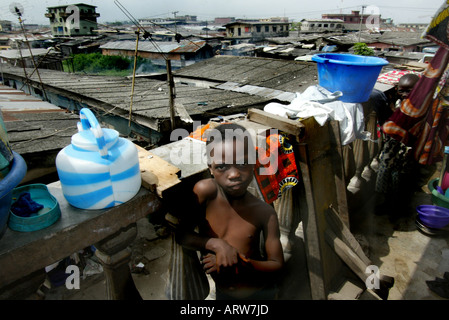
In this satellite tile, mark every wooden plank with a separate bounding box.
[328,278,364,300]
[294,118,347,300]
[135,144,181,197]
[325,228,369,286]
[327,120,350,227]
[295,142,328,300]
[324,228,394,300]
[247,108,304,138]
[326,205,371,266]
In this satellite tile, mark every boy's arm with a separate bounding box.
[242,209,284,273]
[174,179,211,250]
[175,179,239,269]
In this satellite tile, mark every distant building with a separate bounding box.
[175,15,197,23]
[322,10,372,24]
[396,23,428,30]
[322,10,388,31]
[139,18,177,28]
[300,19,344,33]
[370,31,430,52]
[45,3,100,37]
[224,20,290,42]
[259,17,289,23]
[215,17,235,25]
[0,20,12,32]
[99,40,214,69]
[139,15,197,28]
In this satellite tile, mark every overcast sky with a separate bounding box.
[0,0,444,26]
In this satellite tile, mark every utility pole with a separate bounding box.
[358,5,366,43]
[129,29,140,127]
[166,59,176,131]
[172,11,178,33]
[15,8,48,101]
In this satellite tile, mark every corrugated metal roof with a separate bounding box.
[0,48,51,59]
[215,82,296,102]
[100,40,206,54]
[170,41,206,53]
[175,55,319,94]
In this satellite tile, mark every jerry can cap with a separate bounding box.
[72,128,118,152]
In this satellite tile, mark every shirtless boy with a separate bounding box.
[176,123,284,300]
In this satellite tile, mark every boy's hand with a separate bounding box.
[204,238,238,273]
[202,252,252,275]
[202,253,217,273]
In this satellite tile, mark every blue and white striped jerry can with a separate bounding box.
[56,108,141,210]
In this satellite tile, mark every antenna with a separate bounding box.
[10,1,48,101]
[9,2,24,18]
[114,0,177,129]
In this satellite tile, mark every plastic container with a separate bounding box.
[0,151,27,238]
[428,178,449,209]
[312,53,389,103]
[8,184,61,232]
[416,204,449,229]
[0,109,14,179]
[438,146,449,188]
[56,108,141,210]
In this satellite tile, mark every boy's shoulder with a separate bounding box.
[193,178,218,201]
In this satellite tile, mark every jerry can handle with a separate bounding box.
[78,108,108,158]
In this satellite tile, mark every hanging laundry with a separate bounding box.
[377,69,421,86]
[383,46,449,165]
[423,1,449,50]
[263,85,369,145]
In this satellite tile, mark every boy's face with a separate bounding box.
[397,82,415,100]
[208,139,254,197]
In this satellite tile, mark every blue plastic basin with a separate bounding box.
[0,151,27,239]
[312,53,389,103]
[416,204,449,229]
[8,184,61,232]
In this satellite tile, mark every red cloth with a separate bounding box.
[254,133,299,204]
[377,69,421,86]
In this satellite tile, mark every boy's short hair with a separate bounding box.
[398,73,419,87]
[205,123,256,165]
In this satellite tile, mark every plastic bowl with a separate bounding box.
[428,178,449,209]
[0,151,27,239]
[8,184,61,232]
[416,204,449,229]
[441,171,449,190]
[312,53,389,103]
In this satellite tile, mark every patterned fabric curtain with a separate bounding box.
[382,2,449,165]
[382,45,449,165]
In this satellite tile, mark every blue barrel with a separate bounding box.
[0,151,27,239]
[312,53,389,103]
